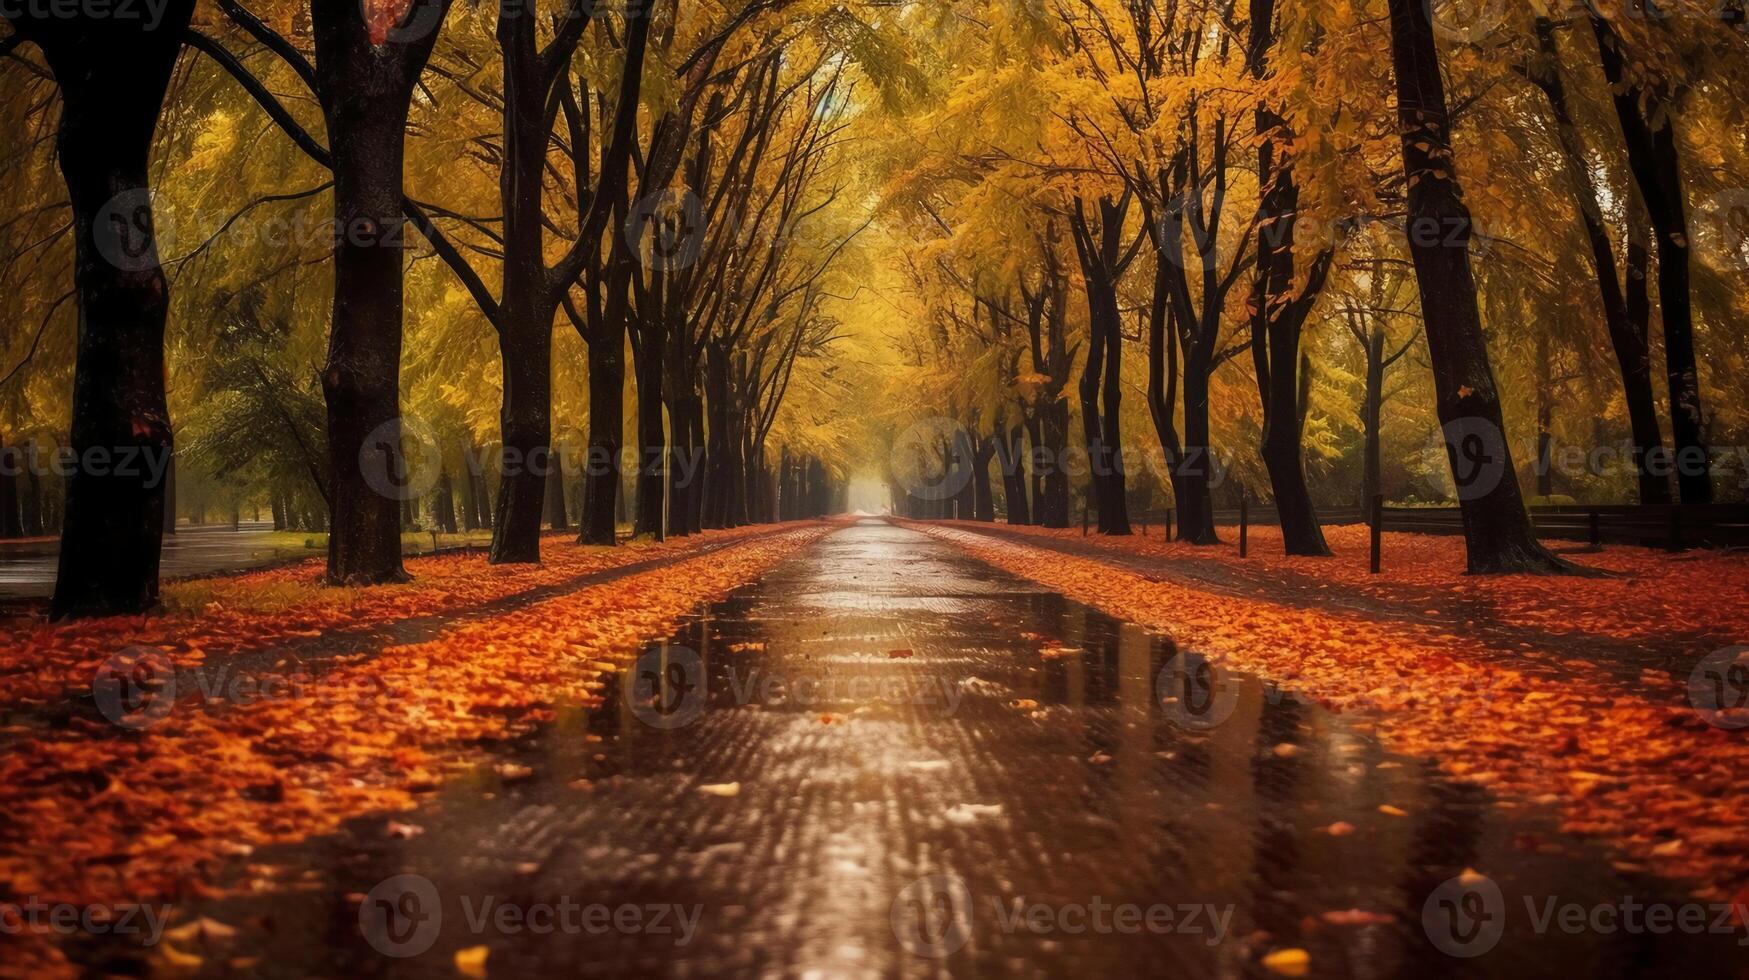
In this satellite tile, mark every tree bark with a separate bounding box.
[632,320,666,539]
[1387,0,1564,573]
[9,4,194,616]
[1248,0,1331,556]
[581,312,624,545]
[311,0,449,585]
[1590,13,1708,503]
[436,468,459,533]
[1361,324,1385,510]
[1530,19,1668,505]
[1070,196,1132,535]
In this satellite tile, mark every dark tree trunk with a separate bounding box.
[10,4,194,617]
[488,0,556,565]
[581,323,624,545]
[971,432,996,521]
[435,468,459,533]
[994,425,1030,524]
[1248,0,1331,557]
[723,413,747,527]
[1590,14,1705,503]
[311,0,448,585]
[458,453,479,531]
[686,397,707,532]
[466,446,493,530]
[543,462,568,531]
[1362,325,1385,511]
[1145,264,1197,539]
[1388,0,1563,573]
[1178,355,1219,544]
[632,324,666,539]
[665,390,700,536]
[1070,196,1131,535]
[0,451,21,539]
[1530,19,1667,505]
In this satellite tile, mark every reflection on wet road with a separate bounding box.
[87,519,1745,977]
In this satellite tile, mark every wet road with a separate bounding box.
[0,524,293,599]
[72,519,1746,977]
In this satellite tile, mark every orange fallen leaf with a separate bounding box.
[1261,948,1310,976]
[455,944,489,978]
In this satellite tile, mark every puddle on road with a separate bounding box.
[63,521,1746,978]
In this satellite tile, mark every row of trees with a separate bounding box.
[873,0,1747,572]
[1,0,882,616]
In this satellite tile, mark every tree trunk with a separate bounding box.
[1590,14,1707,503]
[311,0,447,585]
[995,425,1030,524]
[1071,197,1131,535]
[581,327,623,545]
[1362,326,1385,510]
[543,461,568,531]
[12,6,194,617]
[1388,0,1563,573]
[1248,0,1331,557]
[435,468,458,533]
[632,323,665,539]
[1531,19,1668,505]
[1175,343,1220,545]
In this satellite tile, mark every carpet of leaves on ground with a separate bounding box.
[916,523,1749,904]
[0,523,806,713]
[0,524,829,975]
[941,520,1749,655]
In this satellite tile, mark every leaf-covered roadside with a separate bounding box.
[0,522,813,715]
[930,521,1749,653]
[917,524,1749,903]
[0,525,829,975]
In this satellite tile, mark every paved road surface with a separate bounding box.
[67,519,1743,977]
[0,524,493,599]
[0,524,300,599]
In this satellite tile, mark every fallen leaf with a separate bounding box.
[698,782,741,797]
[455,944,489,978]
[1320,909,1394,926]
[1261,948,1310,976]
[164,917,238,943]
